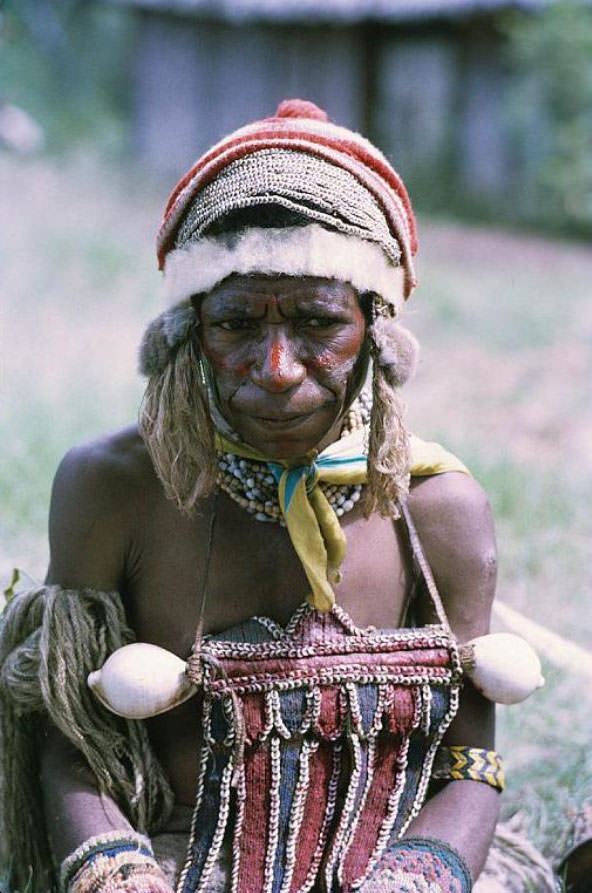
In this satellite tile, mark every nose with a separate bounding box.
[250,329,306,393]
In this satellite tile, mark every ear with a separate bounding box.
[370,318,419,388]
[138,303,197,377]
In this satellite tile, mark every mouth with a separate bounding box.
[249,412,314,430]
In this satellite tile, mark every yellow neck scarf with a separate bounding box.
[216,430,468,612]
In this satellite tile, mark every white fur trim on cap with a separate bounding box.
[162,224,406,312]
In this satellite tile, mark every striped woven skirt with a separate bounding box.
[175,603,461,893]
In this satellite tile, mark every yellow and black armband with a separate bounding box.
[432,746,505,792]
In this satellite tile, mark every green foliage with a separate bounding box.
[0,0,135,154]
[502,1,592,232]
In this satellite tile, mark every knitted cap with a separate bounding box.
[156,99,418,313]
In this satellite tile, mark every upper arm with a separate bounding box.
[46,438,133,592]
[408,471,497,643]
[40,433,149,858]
[408,471,498,747]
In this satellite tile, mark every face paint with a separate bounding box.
[270,341,283,376]
[198,276,367,459]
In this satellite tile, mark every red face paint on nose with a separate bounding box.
[270,341,283,376]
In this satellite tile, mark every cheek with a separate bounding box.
[307,327,365,377]
[201,340,252,381]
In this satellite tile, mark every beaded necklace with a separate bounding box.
[216,391,371,524]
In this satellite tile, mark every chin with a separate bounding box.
[258,440,315,461]
[225,401,343,459]
[240,418,340,460]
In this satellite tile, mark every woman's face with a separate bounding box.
[197,275,368,459]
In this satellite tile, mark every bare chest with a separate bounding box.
[122,489,413,803]
[124,491,411,660]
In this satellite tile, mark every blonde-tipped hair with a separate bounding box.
[364,360,410,520]
[139,334,217,515]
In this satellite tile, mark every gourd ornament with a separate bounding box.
[87,643,198,719]
[458,632,544,705]
[87,632,544,720]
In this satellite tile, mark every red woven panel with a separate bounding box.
[385,685,417,737]
[237,744,270,893]
[289,741,334,893]
[317,686,345,739]
[210,648,451,694]
[242,691,267,743]
[340,735,405,889]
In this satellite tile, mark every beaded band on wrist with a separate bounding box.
[432,745,506,793]
[359,836,473,893]
[60,831,172,893]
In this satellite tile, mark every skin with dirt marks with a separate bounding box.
[40,275,500,883]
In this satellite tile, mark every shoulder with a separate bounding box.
[408,470,495,551]
[52,425,154,500]
[47,425,158,589]
[408,472,497,640]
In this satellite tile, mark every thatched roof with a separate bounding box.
[103,0,566,24]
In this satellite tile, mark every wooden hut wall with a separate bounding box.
[374,20,514,216]
[129,10,528,220]
[374,30,458,209]
[132,12,367,174]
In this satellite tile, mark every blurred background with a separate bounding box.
[1,0,591,869]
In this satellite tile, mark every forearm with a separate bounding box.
[405,778,500,880]
[402,668,500,878]
[40,724,173,891]
[40,722,134,866]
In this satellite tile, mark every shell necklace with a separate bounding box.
[216,391,371,524]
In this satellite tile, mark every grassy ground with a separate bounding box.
[2,151,591,864]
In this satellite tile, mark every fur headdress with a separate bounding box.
[139,99,420,518]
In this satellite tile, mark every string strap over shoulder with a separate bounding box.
[399,501,452,634]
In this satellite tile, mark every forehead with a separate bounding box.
[200,275,361,314]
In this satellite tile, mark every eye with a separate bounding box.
[300,316,339,329]
[217,319,257,331]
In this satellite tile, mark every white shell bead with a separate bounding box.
[459,633,544,705]
[87,643,198,719]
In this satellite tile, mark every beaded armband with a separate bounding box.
[59,830,173,893]
[359,837,472,893]
[432,745,505,792]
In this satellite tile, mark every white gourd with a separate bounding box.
[88,634,544,717]
[87,643,198,719]
[459,633,544,705]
